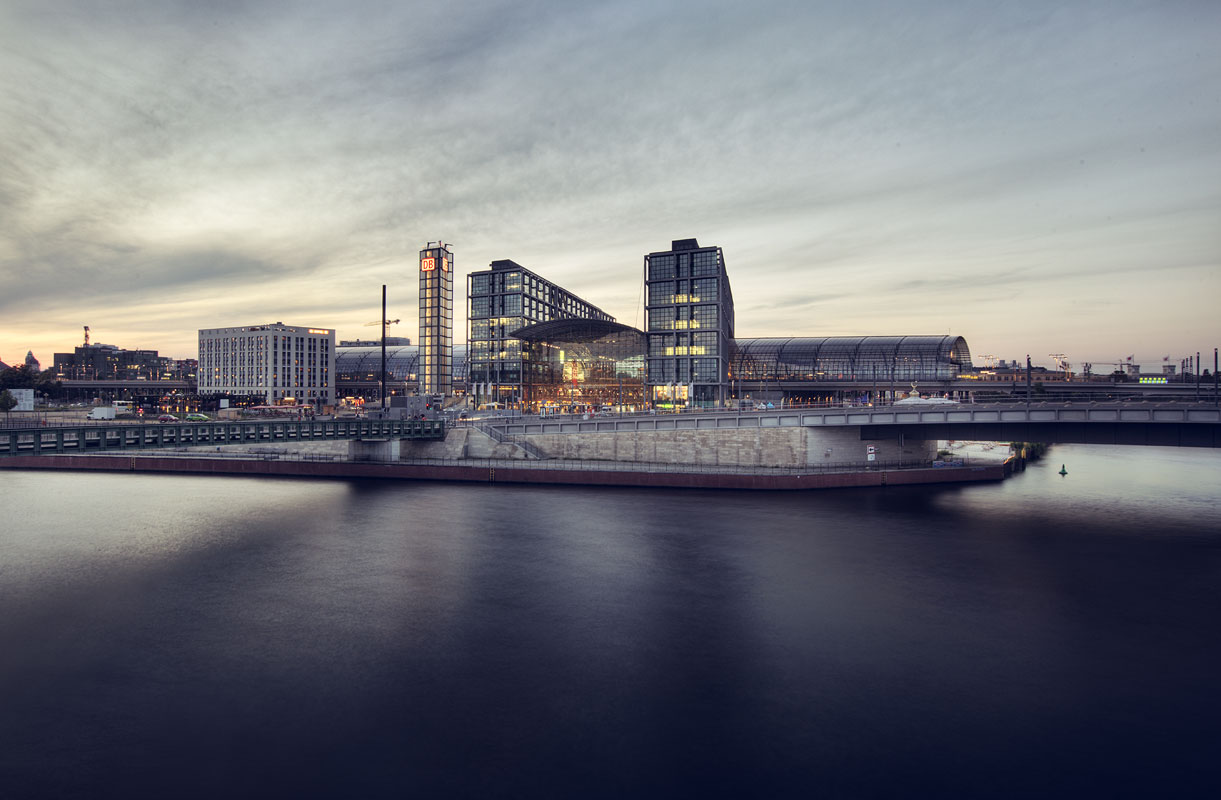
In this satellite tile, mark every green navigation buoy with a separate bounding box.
[1059,464,1068,476]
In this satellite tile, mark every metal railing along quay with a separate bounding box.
[476,400,1221,439]
[55,448,978,477]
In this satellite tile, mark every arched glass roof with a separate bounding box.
[731,336,971,381]
[336,345,468,381]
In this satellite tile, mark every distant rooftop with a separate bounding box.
[339,337,411,347]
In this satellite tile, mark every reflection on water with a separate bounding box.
[1,445,1218,797]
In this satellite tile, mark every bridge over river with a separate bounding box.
[492,401,1221,448]
[1,417,445,457]
[4,402,1217,467]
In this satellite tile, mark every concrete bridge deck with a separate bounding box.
[492,402,1221,448]
[1,418,445,457]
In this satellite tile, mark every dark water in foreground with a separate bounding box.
[1,445,1219,798]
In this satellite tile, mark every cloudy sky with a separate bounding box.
[1,0,1218,370]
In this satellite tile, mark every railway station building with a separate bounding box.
[332,238,974,413]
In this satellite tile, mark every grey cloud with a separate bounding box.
[0,247,302,314]
[745,293,855,312]
[1,0,1219,359]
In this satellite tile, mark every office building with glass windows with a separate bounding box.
[643,239,735,408]
[466,259,612,408]
[197,322,334,406]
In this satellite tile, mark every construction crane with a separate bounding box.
[364,318,401,328]
[83,325,90,346]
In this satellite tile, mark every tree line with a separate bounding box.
[0,364,65,406]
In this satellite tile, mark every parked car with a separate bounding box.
[158,414,179,423]
[185,413,209,422]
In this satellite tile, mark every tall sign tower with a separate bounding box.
[418,241,453,397]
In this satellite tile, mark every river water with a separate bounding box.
[1,445,1219,798]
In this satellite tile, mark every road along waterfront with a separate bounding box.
[1,444,1218,797]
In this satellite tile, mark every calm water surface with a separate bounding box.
[1,445,1219,798]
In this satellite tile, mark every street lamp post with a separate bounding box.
[1026,354,1032,406]
[381,284,387,413]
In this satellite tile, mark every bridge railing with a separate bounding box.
[0,418,445,457]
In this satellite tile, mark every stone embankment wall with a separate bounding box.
[130,425,935,469]
[365,428,531,461]
[806,427,936,467]
[152,440,349,457]
[400,427,471,459]
[398,428,530,460]
[521,428,804,467]
[516,426,936,468]
[118,427,528,461]
[460,428,531,460]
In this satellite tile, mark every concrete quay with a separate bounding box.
[0,452,1006,491]
[2,419,1011,490]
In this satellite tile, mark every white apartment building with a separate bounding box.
[198,322,335,406]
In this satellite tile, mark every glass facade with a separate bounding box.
[644,239,735,408]
[731,336,973,384]
[513,320,646,411]
[467,259,613,407]
[419,242,453,396]
[331,335,969,406]
[336,345,467,400]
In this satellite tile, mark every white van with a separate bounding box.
[87,407,116,420]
